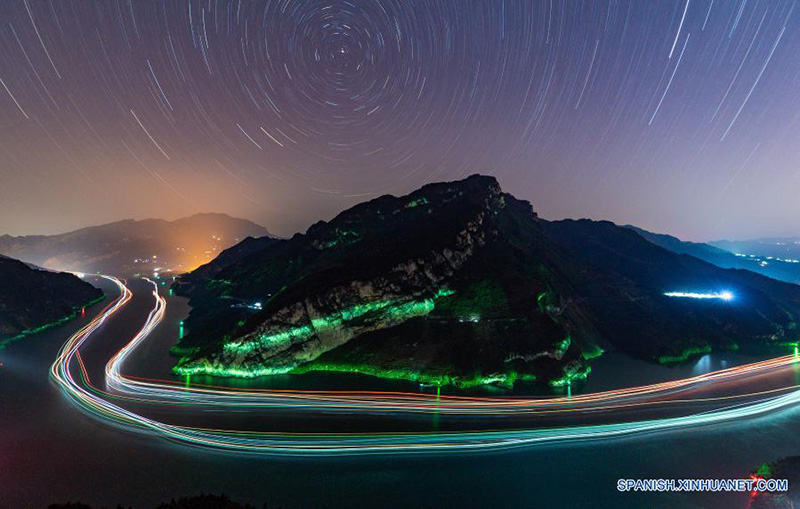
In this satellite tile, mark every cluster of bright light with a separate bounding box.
[663,291,734,301]
[735,253,800,264]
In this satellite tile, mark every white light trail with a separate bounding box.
[664,291,734,301]
[53,278,800,457]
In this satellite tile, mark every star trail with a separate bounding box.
[1,0,798,240]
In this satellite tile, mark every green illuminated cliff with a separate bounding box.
[173,175,800,387]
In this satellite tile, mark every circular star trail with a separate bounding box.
[0,1,799,240]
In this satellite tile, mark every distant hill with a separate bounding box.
[624,226,730,258]
[625,226,800,284]
[179,235,280,283]
[172,175,800,387]
[0,213,271,276]
[710,237,800,260]
[0,255,103,345]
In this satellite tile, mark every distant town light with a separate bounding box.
[664,291,735,301]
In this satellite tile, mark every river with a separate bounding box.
[2,277,800,508]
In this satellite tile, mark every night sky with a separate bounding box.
[1,0,798,241]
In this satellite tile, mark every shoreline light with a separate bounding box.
[664,291,735,301]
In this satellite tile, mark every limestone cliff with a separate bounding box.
[174,175,800,387]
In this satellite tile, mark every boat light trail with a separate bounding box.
[51,277,800,455]
[664,291,734,301]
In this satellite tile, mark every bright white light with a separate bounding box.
[664,291,735,301]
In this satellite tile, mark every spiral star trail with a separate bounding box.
[1,1,799,240]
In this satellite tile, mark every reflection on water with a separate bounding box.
[694,353,712,375]
[580,350,770,395]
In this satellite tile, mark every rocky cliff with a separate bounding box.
[173,175,800,387]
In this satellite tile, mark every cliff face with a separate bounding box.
[173,175,800,386]
[0,255,103,345]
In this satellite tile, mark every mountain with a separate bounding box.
[710,237,800,260]
[624,226,731,259]
[172,175,800,387]
[0,213,271,276]
[0,255,103,346]
[178,235,280,283]
[626,226,800,284]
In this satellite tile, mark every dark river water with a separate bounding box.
[3,277,800,508]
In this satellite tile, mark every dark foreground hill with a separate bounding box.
[173,175,800,387]
[0,213,270,276]
[0,255,103,346]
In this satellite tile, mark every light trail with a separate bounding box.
[105,283,791,415]
[664,290,735,300]
[52,277,800,455]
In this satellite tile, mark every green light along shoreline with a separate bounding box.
[656,345,713,365]
[173,288,589,388]
[291,363,539,389]
[548,364,592,387]
[0,294,105,350]
[174,289,454,378]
